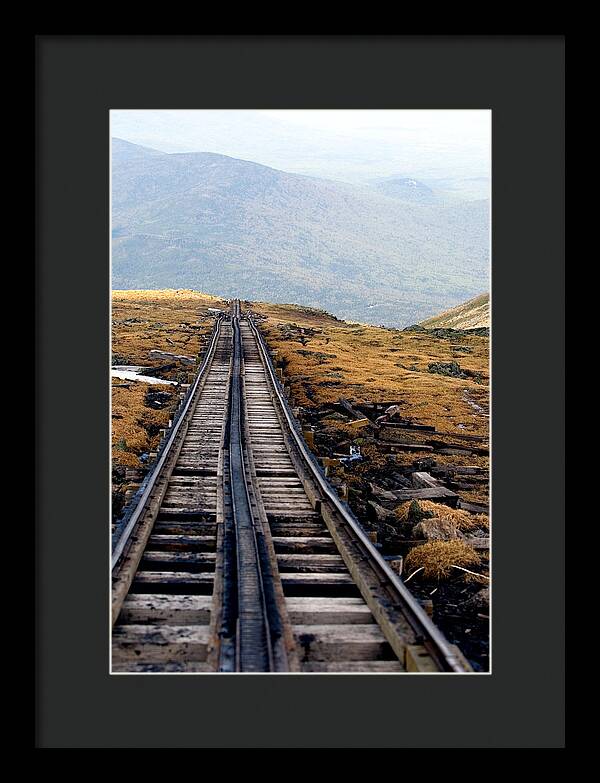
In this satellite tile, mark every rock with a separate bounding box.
[427,360,466,379]
[413,457,436,472]
[145,390,173,409]
[412,517,459,541]
[367,501,412,543]
[367,500,397,524]
[297,349,337,363]
[391,473,413,489]
[369,483,398,504]
[149,349,195,365]
[461,588,489,612]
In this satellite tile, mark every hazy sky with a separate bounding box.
[111,109,491,187]
[261,109,489,144]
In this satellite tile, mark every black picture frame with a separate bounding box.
[35,34,565,748]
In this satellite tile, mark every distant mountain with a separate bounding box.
[420,293,490,329]
[371,177,437,204]
[111,138,490,327]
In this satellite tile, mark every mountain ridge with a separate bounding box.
[420,293,490,329]
[111,138,490,327]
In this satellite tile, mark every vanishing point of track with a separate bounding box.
[111,301,472,673]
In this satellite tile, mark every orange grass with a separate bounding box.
[248,300,489,437]
[396,499,489,532]
[404,540,482,581]
[112,289,228,369]
[247,299,489,505]
[111,289,227,467]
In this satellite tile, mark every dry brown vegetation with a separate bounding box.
[420,293,490,330]
[112,290,227,469]
[111,292,489,514]
[246,299,489,665]
[112,289,227,370]
[247,299,489,505]
[395,500,489,533]
[404,540,482,581]
[247,300,489,437]
[111,380,172,467]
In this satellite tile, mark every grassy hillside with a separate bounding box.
[111,290,227,470]
[112,139,490,328]
[250,300,489,441]
[420,293,490,330]
[110,291,489,508]
[111,292,490,668]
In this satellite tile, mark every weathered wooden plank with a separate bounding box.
[319,502,423,665]
[281,572,361,597]
[301,660,404,672]
[379,441,434,453]
[156,509,216,521]
[255,468,298,477]
[262,502,315,512]
[276,553,346,573]
[410,471,441,489]
[405,644,440,672]
[132,572,215,593]
[390,487,459,507]
[375,421,436,432]
[370,483,458,507]
[141,551,216,571]
[152,526,217,539]
[435,431,488,443]
[356,401,404,410]
[436,444,489,456]
[172,467,219,477]
[271,536,336,553]
[271,529,330,541]
[112,661,214,673]
[267,510,323,521]
[120,594,212,625]
[293,624,393,661]
[112,624,210,663]
[459,500,489,514]
[159,504,217,514]
[148,534,216,550]
[281,572,354,586]
[286,597,375,625]
[259,486,308,495]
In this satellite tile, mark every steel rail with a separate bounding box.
[247,314,466,673]
[111,315,224,571]
[228,310,275,671]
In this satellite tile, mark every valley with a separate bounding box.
[112,139,490,327]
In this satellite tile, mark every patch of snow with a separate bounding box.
[112,365,148,373]
[111,370,177,386]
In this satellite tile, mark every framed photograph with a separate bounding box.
[36,34,564,747]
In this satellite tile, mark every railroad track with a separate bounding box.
[111,301,472,673]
